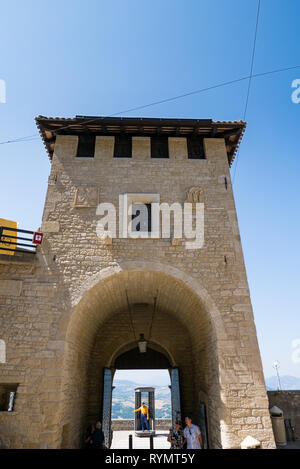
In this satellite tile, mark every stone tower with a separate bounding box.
[0,116,275,448]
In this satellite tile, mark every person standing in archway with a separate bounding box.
[90,421,105,449]
[84,423,95,449]
[183,416,202,449]
[134,402,149,431]
[168,421,184,449]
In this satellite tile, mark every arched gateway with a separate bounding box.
[60,264,223,448]
[0,116,275,449]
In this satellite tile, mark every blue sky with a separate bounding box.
[114,369,171,387]
[0,0,299,380]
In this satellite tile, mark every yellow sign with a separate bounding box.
[0,218,18,255]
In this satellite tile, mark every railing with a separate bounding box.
[0,226,43,255]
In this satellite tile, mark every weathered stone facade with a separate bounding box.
[0,117,275,449]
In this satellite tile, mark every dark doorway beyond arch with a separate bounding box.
[114,347,171,370]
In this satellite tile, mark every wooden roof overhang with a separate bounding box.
[36,115,246,166]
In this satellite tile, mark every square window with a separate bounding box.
[131,203,152,233]
[187,136,205,159]
[76,135,95,158]
[122,194,160,238]
[114,135,132,158]
[0,384,18,412]
[151,136,169,158]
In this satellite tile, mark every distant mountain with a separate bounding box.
[265,375,300,391]
[112,376,300,419]
[112,379,171,419]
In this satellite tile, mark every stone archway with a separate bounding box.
[52,262,225,448]
[86,302,197,433]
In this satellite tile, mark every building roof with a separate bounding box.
[35,115,246,165]
[134,387,155,392]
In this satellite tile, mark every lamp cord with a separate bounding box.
[125,289,137,341]
[148,292,158,341]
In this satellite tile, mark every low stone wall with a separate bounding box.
[267,391,300,440]
[111,419,171,431]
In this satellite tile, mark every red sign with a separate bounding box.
[33,232,44,245]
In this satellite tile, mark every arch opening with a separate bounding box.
[110,350,173,448]
[57,267,222,448]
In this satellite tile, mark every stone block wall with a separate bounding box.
[0,133,275,448]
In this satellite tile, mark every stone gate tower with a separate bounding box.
[0,116,275,449]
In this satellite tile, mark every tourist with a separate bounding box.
[84,423,95,449]
[90,421,105,449]
[183,416,202,449]
[168,421,184,449]
[134,401,149,431]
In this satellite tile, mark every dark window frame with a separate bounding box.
[0,384,18,412]
[187,136,206,160]
[114,135,132,158]
[76,134,96,158]
[151,136,169,159]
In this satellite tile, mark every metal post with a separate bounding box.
[170,368,181,427]
[149,390,155,432]
[129,434,133,449]
[273,361,282,391]
[150,434,154,450]
[102,368,113,448]
[135,389,141,432]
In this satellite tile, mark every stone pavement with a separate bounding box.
[277,440,300,449]
[111,430,170,450]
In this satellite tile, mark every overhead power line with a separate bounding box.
[244,0,261,121]
[232,0,261,183]
[0,61,299,147]
[0,134,41,145]
[39,64,300,136]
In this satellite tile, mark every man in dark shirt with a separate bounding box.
[91,421,105,449]
[84,423,95,449]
